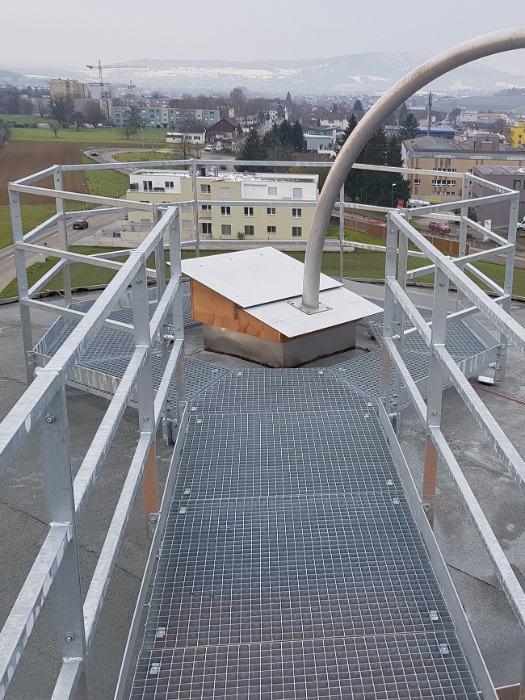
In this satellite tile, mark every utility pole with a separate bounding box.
[427,92,433,137]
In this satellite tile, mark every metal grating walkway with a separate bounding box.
[129,369,479,699]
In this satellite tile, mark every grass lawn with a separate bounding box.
[82,155,129,198]
[7,125,171,144]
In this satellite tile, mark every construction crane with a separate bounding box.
[86,60,146,98]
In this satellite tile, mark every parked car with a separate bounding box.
[72,220,89,230]
[90,151,99,156]
[204,145,213,152]
[428,221,451,233]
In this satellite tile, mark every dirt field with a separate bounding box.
[0,141,88,205]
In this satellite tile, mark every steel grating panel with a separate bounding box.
[190,368,375,415]
[130,371,480,698]
[143,492,453,650]
[131,632,478,699]
[173,410,397,501]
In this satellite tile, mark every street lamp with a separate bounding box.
[391,183,396,208]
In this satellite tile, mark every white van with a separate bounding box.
[204,145,213,152]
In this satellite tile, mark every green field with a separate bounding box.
[6,125,171,144]
[0,204,82,250]
[1,114,56,126]
[82,155,129,198]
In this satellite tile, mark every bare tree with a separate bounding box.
[36,97,49,118]
[49,123,61,138]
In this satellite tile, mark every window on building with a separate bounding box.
[267,226,276,234]
[244,225,254,236]
[202,222,212,234]
[165,181,174,188]
[201,204,211,212]
[267,207,276,215]
[268,186,277,195]
[514,180,522,190]
[143,181,153,191]
[200,184,211,194]
[414,178,421,186]
[292,187,303,199]
[292,208,302,218]
[244,207,254,217]
[182,220,192,230]
[292,227,302,237]
[221,224,232,236]
[221,206,231,216]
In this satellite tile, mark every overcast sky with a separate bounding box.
[2,0,525,76]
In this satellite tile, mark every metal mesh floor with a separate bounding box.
[129,370,479,699]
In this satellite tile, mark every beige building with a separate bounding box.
[402,135,525,201]
[49,79,90,99]
[126,169,318,242]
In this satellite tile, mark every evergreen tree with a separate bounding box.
[385,134,411,207]
[398,113,421,140]
[398,102,408,125]
[292,121,306,152]
[335,114,358,153]
[278,120,294,149]
[353,99,363,111]
[237,129,265,171]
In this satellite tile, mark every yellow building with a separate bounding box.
[126,169,319,242]
[508,121,525,149]
[402,135,525,201]
[49,79,90,99]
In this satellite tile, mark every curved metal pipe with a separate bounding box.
[302,28,525,309]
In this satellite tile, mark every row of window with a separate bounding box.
[197,223,302,237]
[202,205,302,217]
[199,184,303,198]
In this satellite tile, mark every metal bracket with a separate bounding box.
[287,300,332,315]
[148,512,159,537]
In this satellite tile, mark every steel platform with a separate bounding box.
[129,369,479,698]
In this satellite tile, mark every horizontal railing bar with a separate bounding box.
[383,337,427,421]
[28,260,67,297]
[0,524,71,699]
[454,245,513,267]
[63,206,131,219]
[12,165,59,186]
[349,241,427,258]
[154,339,184,429]
[434,344,525,498]
[22,299,135,335]
[431,426,525,633]
[83,432,152,649]
[405,263,435,280]
[23,213,62,243]
[467,172,517,194]
[462,263,505,296]
[465,220,509,246]
[16,243,124,271]
[73,347,148,519]
[9,185,153,211]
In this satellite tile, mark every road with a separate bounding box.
[0,210,123,294]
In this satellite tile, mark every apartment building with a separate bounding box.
[49,79,90,99]
[110,104,221,129]
[126,169,318,242]
[508,121,525,149]
[402,135,525,200]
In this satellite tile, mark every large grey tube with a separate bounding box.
[302,28,525,309]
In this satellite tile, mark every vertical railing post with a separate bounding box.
[496,190,519,382]
[381,213,398,427]
[9,188,34,384]
[192,160,200,257]
[39,382,88,698]
[339,184,345,282]
[132,256,158,537]
[168,207,186,439]
[53,167,72,306]
[423,263,449,527]
[394,219,408,423]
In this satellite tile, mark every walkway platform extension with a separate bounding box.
[129,367,479,698]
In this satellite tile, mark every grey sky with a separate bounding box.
[2,0,525,76]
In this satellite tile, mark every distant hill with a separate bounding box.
[3,53,525,96]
